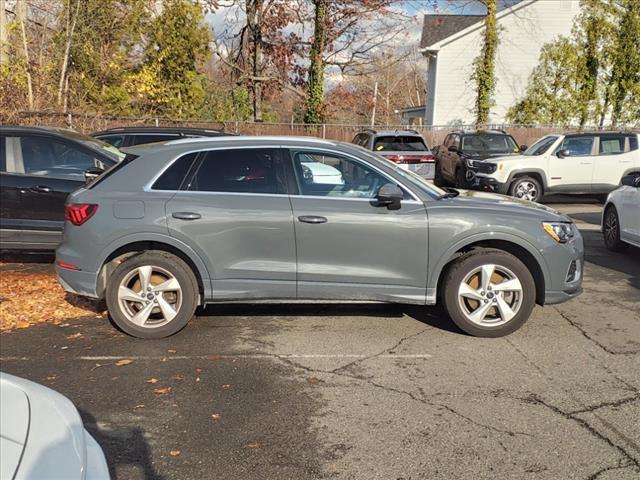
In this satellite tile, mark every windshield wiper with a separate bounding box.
[438,187,460,199]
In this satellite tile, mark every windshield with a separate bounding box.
[461,134,518,154]
[523,136,558,156]
[374,136,428,152]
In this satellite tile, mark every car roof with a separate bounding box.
[121,135,342,156]
[450,129,510,136]
[91,126,230,136]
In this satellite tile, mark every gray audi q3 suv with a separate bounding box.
[55,136,584,338]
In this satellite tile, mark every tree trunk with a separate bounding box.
[370,81,377,127]
[304,0,327,124]
[16,0,33,109]
[0,0,7,65]
[474,0,498,127]
[246,0,263,122]
[58,0,80,109]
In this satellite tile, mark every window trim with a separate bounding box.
[144,145,422,202]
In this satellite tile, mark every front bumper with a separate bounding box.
[467,172,510,194]
[541,227,584,305]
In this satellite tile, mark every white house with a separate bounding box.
[412,0,581,126]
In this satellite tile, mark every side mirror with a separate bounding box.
[376,183,403,210]
[448,145,458,153]
[621,174,639,187]
[84,167,104,183]
[557,149,570,159]
[519,145,528,152]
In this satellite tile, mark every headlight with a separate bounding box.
[542,222,574,243]
[466,159,477,168]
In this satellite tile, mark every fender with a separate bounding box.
[505,169,549,190]
[621,167,640,180]
[426,230,551,304]
[97,232,213,299]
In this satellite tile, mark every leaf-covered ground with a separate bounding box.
[0,264,103,332]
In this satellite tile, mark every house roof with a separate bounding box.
[419,15,484,49]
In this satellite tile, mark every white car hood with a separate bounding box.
[0,372,109,480]
[484,154,530,164]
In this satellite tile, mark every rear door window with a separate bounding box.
[186,148,285,194]
[598,135,626,155]
[97,134,126,148]
[373,136,428,152]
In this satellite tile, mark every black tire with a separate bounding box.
[105,250,199,339]
[603,205,627,252]
[455,167,467,188]
[442,249,536,337]
[509,176,542,203]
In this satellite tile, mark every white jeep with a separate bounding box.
[471,132,640,203]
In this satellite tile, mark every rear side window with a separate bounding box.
[628,135,638,151]
[599,135,625,154]
[187,148,283,194]
[373,136,428,152]
[152,152,198,190]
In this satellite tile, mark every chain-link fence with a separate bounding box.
[3,110,628,148]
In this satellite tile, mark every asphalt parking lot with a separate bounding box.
[1,199,639,480]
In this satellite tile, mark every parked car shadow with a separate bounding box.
[567,211,602,227]
[196,302,465,334]
[79,409,165,480]
[580,230,640,290]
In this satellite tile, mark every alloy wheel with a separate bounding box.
[117,265,183,328]
[457,264,523,327]
[514,181,538,201]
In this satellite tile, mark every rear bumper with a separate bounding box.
[56,264,100,299]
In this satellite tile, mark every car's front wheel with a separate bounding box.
[509,176,542,203]
[603,205,627,252]
[105,251,199,338]
[442,249,536,337]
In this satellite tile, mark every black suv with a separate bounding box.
[434,130,522,187]
[92,126,231,148]
[0,126,121,250]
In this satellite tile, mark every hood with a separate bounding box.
[460,151,520,161]
[442,189,569,221]
[483,154,532,164]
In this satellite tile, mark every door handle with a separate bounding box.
[29,185,52,193]
[172,212,201,220]
[298,215,327,224]
[579,162,592,165]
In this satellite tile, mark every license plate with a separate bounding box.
[401,163,435,179]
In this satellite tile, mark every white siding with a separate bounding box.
[428,0,580,126]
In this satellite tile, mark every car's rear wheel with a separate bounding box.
[603,205,627,252]
[106,251,199,338]
[509,176,542,202]
[442,249,536,337]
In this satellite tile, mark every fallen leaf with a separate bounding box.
[243,442,261,449]
[195,368,202,373]
[211,413,221,421]
[307,376,320,385]
[60,346,69,350]
[207,354,221,361]
[196,377,201,382]
[222,384,231,389]
[167,348,177,353]
[115,359,133,366]
[169,450,180,457]
[65,333,82,340]
[146,378,158,384]
[172,373,185,381]
[153,387,172,395]
[134,404,145,409]
[46,375,56,380]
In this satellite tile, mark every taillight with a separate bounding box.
[384,155,435,164]
[64,203,98,226]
